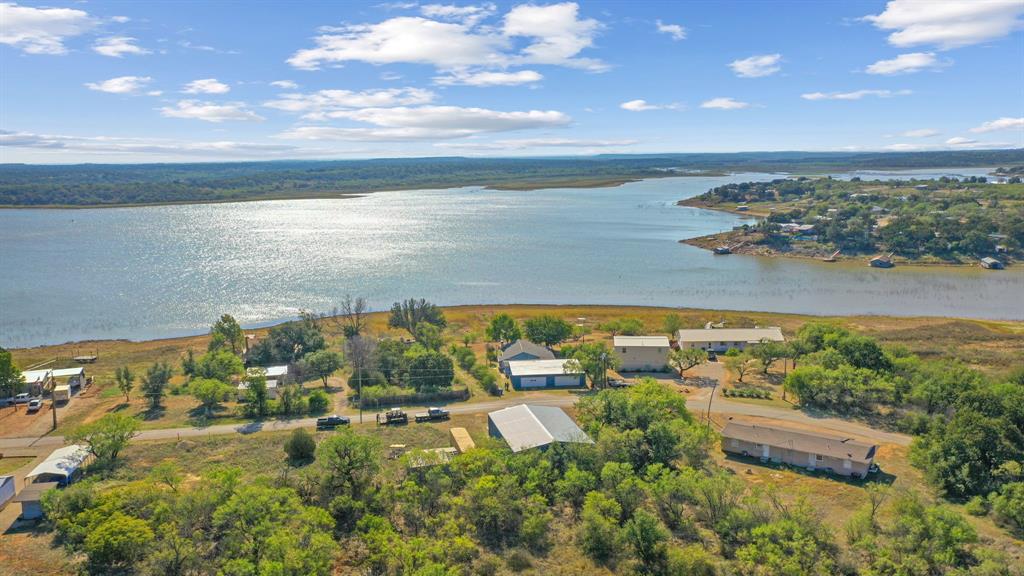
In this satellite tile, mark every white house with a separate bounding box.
[676,327,785,353]
[613,335,671,371]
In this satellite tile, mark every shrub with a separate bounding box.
[284,428,316,463]
[452,347,477,371]
[308,390,330,414]
[965,495,989,516]
[507,549,532,572]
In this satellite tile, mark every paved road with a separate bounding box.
[0,389,909,452]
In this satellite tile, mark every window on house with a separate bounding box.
[815,454,824,461]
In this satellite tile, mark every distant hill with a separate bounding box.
[1,149,1022,207]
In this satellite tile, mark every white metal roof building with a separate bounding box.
[676,327,785,352]
[26,445,91,485]
[248,365,288,379]
[487,404,593,452]
[505,359,586,389]
[506,359,579,377]
[614,335,671,371]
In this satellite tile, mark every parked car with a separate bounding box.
[608,378,631,388]
[26,398,42,413]
[706,352,718,361]
[14,393,31,404]
[415,407,450,423]
[316,415,350,430]
[0,397,13,407]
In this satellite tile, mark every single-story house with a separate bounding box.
[614,335,671,371]
[25,444,91,486]
[499,339,555,374]
[721,421,877,478]
[237,378,280,400]
[676,327,785,353]
[506,359,585,390]
[21,369,52,395]
[488,404,593,453]
[13,481,59,520]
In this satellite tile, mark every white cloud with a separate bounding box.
[655,20,685,41]
[970,117,1024,133]
[93,36,150,57]
[84,76,153,94]
[420,3,496,26]
[182,78,231,94]
[270,80,299,89]
[277,105,570,141]
[945,136,977,146]
[700,97,750,110]
[0,129,342,161]
[0,2,95,54]
[620,99,681,112]
[435,137,638,151]
[111,16,130,24]
[900,128,940,138]
[729,54,782,78]
[147,90,163,96]
[801,89,912,100]
[865,52,943,75]
[433,69,542,86]
[289,2,606,72]
[864,0,1024,50]
[264,88,436,119]
[159,100,264,122]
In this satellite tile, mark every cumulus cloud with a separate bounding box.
[700,97,750,110]
[864,0,1024,50]
[865,52,944,75]
[970,117,1024,133]
[93,36,150,57]
[277,105,570,141]
[288,2,606,74]
[729,54,782,78]
[270,80,299,89]
[945,136,977,146]
[620,99,681,112]
[435,137,638,151]
[420,3,496,26]
[899,128,940,138]
[0,129,311,159]
[0,2,95,54]
[84,76,153,94]
[111,16,130,23]
[159,100,264,122]
[655,20,685,41]
[433,69,542,86]
[801,89,912,100]
[264,88,436,119]
[182,78,231,94]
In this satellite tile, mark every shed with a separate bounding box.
[676,327,785,353]
[506,359,585,390]
[0,475,14,510]
[613,335,671,371]
[25,445,91,486]
[499,339,555,373]
[487,404,592,453]
[51,367,86,388]
[13,481,59,520]
[449,427,476,454]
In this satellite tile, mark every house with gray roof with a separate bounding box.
[487,404,593,453]
[499,339,555,374]
[721,420,877,478]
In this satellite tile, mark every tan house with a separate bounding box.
[676,327,784,353]
[613,335,671,371]
[721,421,877,478]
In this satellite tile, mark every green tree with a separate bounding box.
[190,377,232,416]
[750,340,787,374]
[0,347,25,398]
[624,510,669,575]
[566,342,620,389]
[181,348,197,377]
[662,313,684,337]
[406,350,454,391]
[141,362,173,410]
[388,298,446,335]
[114,366,134,403]
[209,313,245,354]
[725,353,754,383]
[284,427,317,464]
[579,491,622,564]
[244,372,270,417]
[308,389,330,413]
[83,512,154,569]
[316,428,380,500]
[991,482,1024,536]
[523,314,573,347]
[413,322,445,351]
[66,413,139,465]
[195,349,244,383]
[303,349,344,388]
[248,316,325,364]
[486,313,522,344]
[668,348,707,378]
[736,518,835,576]
[555,464,597,511]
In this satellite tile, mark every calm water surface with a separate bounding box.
[1,169,1021,347]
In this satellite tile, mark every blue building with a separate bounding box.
[506,359,586,390]
[498,339,555,374]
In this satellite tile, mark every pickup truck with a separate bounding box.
[415,407,450,423]
[316,415,350,430]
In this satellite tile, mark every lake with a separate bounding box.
[1,168,1021,347]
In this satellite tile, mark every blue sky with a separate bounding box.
[1,0,1022,163]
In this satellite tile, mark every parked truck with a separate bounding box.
[376,408,408,426]
[415,407,450,423]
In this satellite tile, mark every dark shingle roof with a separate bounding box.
[499,339,555,362]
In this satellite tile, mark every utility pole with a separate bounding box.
[706,379,717,432]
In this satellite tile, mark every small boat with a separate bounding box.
[714,246,732,255]
[822,249,840,262]
[980,257,1004,270]
[869,252,895,268]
